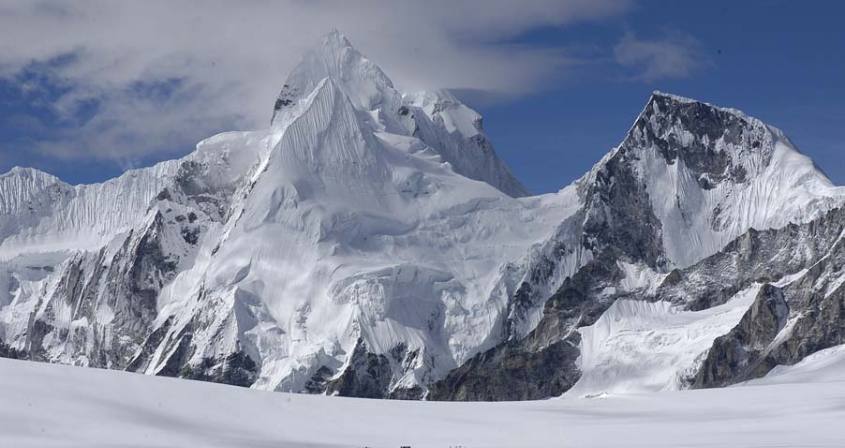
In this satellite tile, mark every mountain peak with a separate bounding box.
[321,29,354,51]
[627,91,776,164]
[271,31,395,125]
[0,166,61,183]
[267,30,527,197]
[637,91,793,149]
[603,91,840,268]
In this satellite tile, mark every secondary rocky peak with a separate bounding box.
[641,91,764,141]
[621,91,795,190]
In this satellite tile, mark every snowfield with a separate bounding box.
[2,353,844,448]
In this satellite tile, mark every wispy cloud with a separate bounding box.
[0,0,631,165]
[613,31,708,81]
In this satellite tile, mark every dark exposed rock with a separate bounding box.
[304,366,335,394]
[271,84,298,124]
[301,340,426,399]
[325,339,392,399]
[388,385,426,400]
[126,317,174,372]
[217,351,259,387]
[181,226,200,244]
[155,325,195,378]
[16,208,189,369]
[172,161,231,221]
[429,334,581,401]
[691,285,788,388]
[629,93,765,188]
[156,188,172,201]
[656,207,845,311]
[178,351,258,388]
[0,340,27,360]
[581,148,666,269]
[6,91,843,404]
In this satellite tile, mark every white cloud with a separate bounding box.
[0,0,630,165]
[613,32,707,81]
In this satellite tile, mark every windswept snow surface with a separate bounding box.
[1,358,844,448]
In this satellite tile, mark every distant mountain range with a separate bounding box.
[2,31,843,401]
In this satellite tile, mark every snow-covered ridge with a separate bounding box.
[0,129,272,261]
[0,161,178,259]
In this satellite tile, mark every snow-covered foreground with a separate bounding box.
[2,354,844,448]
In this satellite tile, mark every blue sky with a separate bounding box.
[481,0,845,193]
[1,1,843,193]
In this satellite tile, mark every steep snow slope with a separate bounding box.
[0,129,274,367]
[2,357,844,448]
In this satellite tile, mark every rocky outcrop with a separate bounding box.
[0,340,26,359]
[325,340,393,399]
[692,285,788,387]
[179,351,259,388]
[653,208,845,311]
[429,334,581,401]
[301,340,426,400]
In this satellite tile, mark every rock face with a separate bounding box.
[692,284,789,387]
[1,32,844,401]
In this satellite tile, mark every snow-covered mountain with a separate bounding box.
[1,31,843,401]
